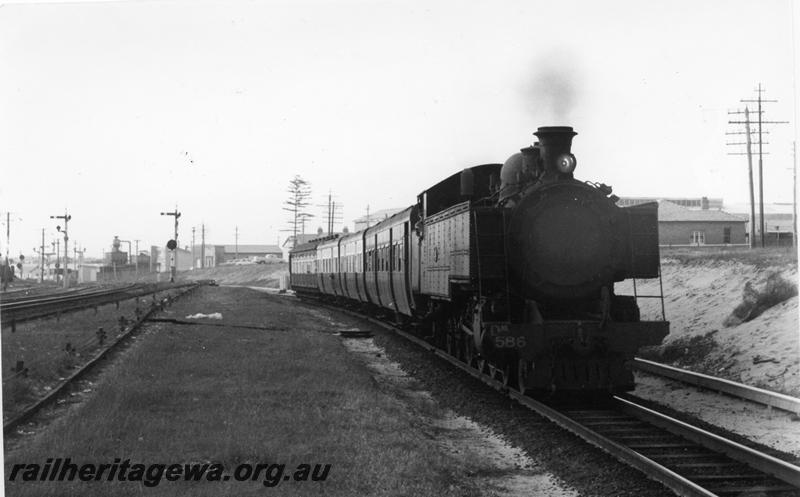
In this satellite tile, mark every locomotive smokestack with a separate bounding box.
[534,126,577,180]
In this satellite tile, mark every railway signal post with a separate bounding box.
[161,209,181,283]
[50,211,71,289]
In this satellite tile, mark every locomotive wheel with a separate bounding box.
[463,338,475,367]
[517,360,531,395]
[445,331,456,357]
[502,362,518,389]
[430,321,440,347]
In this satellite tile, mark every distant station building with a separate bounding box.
[189,245,226,268]
[656,200,747,247]
[617,197,724,210]
[725,202,795,247]
[184,244,283,268]
[618,197,747,247]
[152,245,192,274]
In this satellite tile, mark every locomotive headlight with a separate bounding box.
[557,153,577,174]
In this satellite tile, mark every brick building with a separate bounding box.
[656,200,747,247]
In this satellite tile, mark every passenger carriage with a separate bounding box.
[316,236,341,297]
[339,231,367,302]
[288,239,322,295]
[363,206,418,317]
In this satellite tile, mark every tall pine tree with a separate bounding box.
[283,175,314,243]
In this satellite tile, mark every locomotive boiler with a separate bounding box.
[289,126,668,395]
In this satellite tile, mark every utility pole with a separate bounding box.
[744,108,756,249]
[39,228,45,283]
[793,142,798,248]
[75,245,85,283]
[727,107,758,248]
[729,84,788,247]
[318,191,343,236]
[55,239,60,284]
[134,239,140,276]
[201,223,205,269]
[235,226,239,260]
[191,227,196,269]
[50,211,71,288]
[740,84,788,247]
[5,212,9,264]
[160,208,181,282]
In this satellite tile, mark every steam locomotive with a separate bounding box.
[289,126,668,394]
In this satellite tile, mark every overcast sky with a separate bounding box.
[0,0,797,258]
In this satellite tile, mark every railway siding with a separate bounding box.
[633,358,800,415]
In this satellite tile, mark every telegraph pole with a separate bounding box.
[235,226,239,260]
[191,227,196,269]
[793,142,798,248]
[55,239,60,284]
[729,85,788,247]
[201,224,205,269]
[50,211,71,288]
[160,208,181,282]
[318,191,343,236]
[39,228,45,283]
[134,239,140,276]
[5,212,9,264]
[740,85,788,247]
[727,107,758,248]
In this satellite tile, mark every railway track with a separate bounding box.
[632,357,800,415]
[0,281,203,328]
[322,302,800,497]
[3,283,203,437]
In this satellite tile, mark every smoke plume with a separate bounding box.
[525,53,581,125]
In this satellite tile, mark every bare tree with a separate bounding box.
[283,175,314,242]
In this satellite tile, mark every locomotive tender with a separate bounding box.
[290,126,668,394]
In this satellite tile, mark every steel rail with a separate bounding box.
[0,282,198,326]
[320,302,800,497]
[615,395,800,488]
[1,285,138,308]
[3,284,201,436]
[633,357,800,415]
